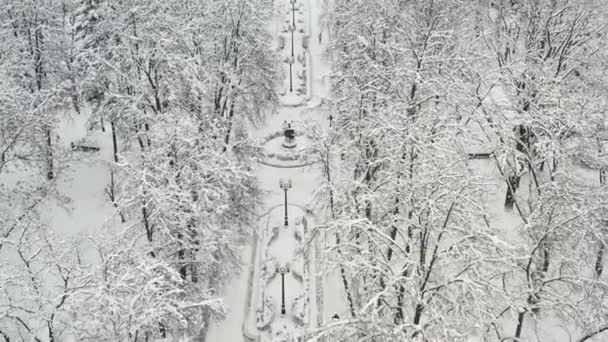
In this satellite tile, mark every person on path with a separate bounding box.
[318,31,322,43]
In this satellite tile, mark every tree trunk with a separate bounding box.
[47,320,54,342]
[386,198,399,262]
[504,174,520,209]
[514,310,525,339]
[191,261,198,283]
[178,233,187,279]
[321,144,355,316]
[596,240,605,278]
[191,227,200,284]
[142,201,154,258]
[143,205,152,242]
[338,252,357,318]
[577,325,608,342]
[46,127,54,180]
[0,329,9,342]
[503,77,532,207]
[106,170,126,223]
[413,303,424,325]
[334,231,356,317]
[222,100,236,151]
[597,154,605,279]
[395,214,414,323]
[144,122,151,147]
[111,121,119,163]
[71,81,80,115]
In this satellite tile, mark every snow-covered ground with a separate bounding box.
[3,0,604,340]
[206,0,332,341]
[0,104,126,341]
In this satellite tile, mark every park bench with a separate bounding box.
[70,141,100,152]
[467,152,492,159]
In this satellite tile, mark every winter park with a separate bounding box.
[2,0,608,341]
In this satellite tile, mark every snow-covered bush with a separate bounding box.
[271,325,291,342]
[264,152,300,162]
[292,269,304,283]
[267,225,280,246]
[290,256,304,282]
[255,295,276,330]
[260,256,278,284]
[294,226,303,242]
[290,294,306,326]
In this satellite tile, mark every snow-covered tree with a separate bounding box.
[67,230,226,341]
[312,0,608,340]
[470,1,608,339]
[1,0,278,340]
[0,215,89,342]
[114,109,261,338]
[312,0,508,340]
[476,0,608,209]
[1,0,85,180]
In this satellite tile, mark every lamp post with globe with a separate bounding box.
[289,24,296,57]
[278,264,291,316]
[279,178,292,227]
[288,56,295,92]
[290,0,296,26]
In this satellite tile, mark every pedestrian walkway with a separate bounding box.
[204,0,345,340]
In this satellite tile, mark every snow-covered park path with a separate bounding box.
[205,0,343,341]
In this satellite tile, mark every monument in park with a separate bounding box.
[282,121,297,149]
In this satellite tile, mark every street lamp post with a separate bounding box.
[289,24,295,57]
[278,265,290,316]
[290,0,296,26]
[288,56,294,92]
[279,178,292,227]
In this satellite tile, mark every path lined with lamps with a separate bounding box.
[204,0,349,340]
[241,0,319,340]
[243,0,330,340]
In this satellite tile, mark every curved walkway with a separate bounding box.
[206,0,330,340]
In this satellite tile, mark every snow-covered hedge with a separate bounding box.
[265,151,300,162]
[294,217,303,242]
[291,256,304,282]
[256,295,276,330]
[261,256,278,284]
[267,225,280,246]
[290,294,307,326]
